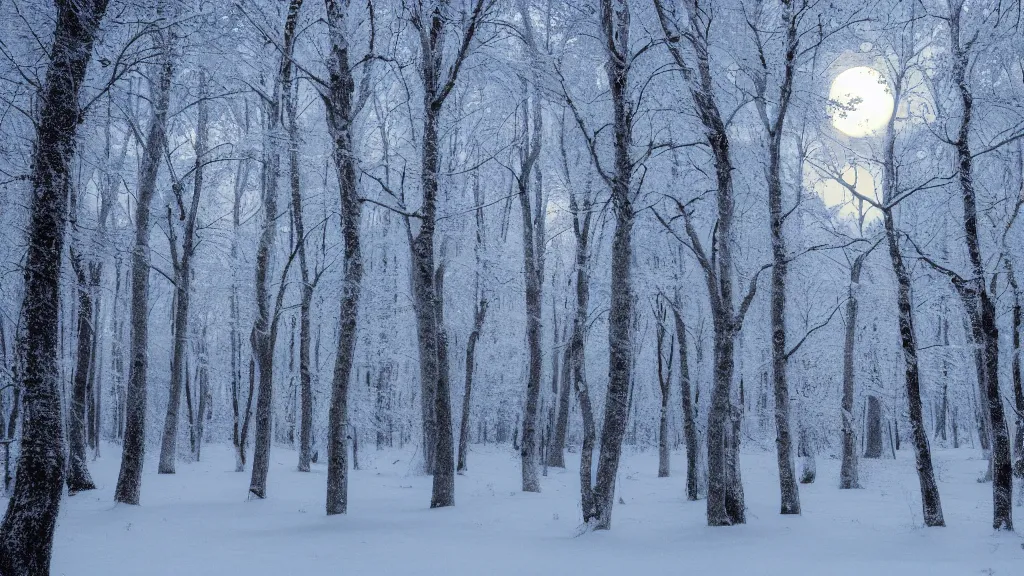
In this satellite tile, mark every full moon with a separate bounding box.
[829,67,894,137]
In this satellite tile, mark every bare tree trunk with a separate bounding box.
[230,153,250,469]
[1007,260,1024,482]
[192,326,209,461]
[591,0,636,530]
[158,70,208,474]
[550,343,571,468]
[237,357,256,471]
[516,93,544,492]
[286,32,314,473]
[655,300,674,478]
[247,113,281,498]
[115,23,175,505]
[864,395,883,459]
[248,0,306,500]
[111,258,126,442]
[568,176,596,521]
[323,0,371,515]
[654,0,760,526]
[840,252,867,489]
[670,295,699,500]
[67,245,96,493]
[457,301,487,473]
[881,198,944,525]
[458,174,487,473]
[945,5,1012,529]
[407,0,487,509]
[0,1,109,571]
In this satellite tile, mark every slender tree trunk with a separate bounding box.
[670,297,700,500]
[249,0,305,499]
[590,0,636,530]
[87,269,102,455]
[516,123,543,492]
[1007,261,1024,481]
[288,47,314,472]
[408,0,487,509]
[323,0,366,515]
[655,0,752,526]
[840,252,867,489]
[550,343,571,468]
[247,111,281,498]
[882,208,944,526]
[230,156,249,468]
[193,327,209,461]
[115,25,175,505]
[655,301,674,478]
[864,395,883,459]
[458,300,487,473]
[67,248,96,493]
[945,5,1012,530]
[0,1,109,571]
[158,71,208,474]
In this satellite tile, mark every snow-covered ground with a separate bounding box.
[4,443,1023,575]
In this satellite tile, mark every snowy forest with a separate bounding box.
[3,0,1024,574]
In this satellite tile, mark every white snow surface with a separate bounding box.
[3,444,1023,575]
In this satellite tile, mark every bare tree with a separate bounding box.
[322,0,374,515]
[249,0,304,500]
[654,0,769,526]
[654,298,675,478]
[115,14,176,505]
[929,0,1013,531]
[670,290,700,500]
[158,69,210,474]
[512,0,546,493]
[458,172,488,473]
[0,0,110,571]
[407,0,488,508]
[562,0,641,529]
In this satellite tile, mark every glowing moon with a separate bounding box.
[829,67,894,138]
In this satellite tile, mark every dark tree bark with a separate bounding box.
[514,0,546,494]
[249,0,304,500]
[158,70,209,474]
[864,395,883,459]
[458,173,486,474]
[670,294,699,501]
[943,3,1012,530]
[230,150,251,470]
[286,22,315,473]
[840,251,868,489]
[323,0,371,515]
[67,239,97,493]
[879,100,944,524]
[655,301,674,478]
[1005,258,1024,482]
[749,0,802,516]
[457,299,486,473]
[193,326,210,461]
[549,118,580,470]
[585,0,637,530]
[115,21,175,506]
[0,0,109,571]
[654,0,767,526]
[568,175,596,522]
[549,342,571,469]
[407,0,487,508]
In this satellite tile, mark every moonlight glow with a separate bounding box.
[829,67,894,137]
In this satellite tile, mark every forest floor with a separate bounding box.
[4,442,1023,575]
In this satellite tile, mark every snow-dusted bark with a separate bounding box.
[115,18,175,506]
[0,0,109,571]
[158,70,210,475]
